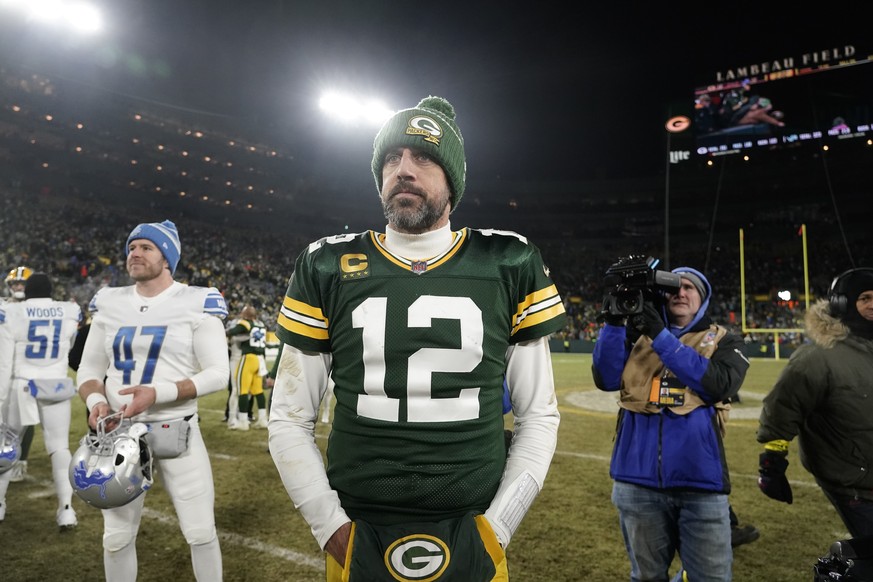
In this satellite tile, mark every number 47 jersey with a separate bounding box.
[276,227,566,523]
[85,281,228,421]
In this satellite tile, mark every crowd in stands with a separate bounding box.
[2,182,863,350]
[2,63,871,347]
[0,186,306,321]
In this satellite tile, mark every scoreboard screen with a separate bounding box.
[690,47,873,157]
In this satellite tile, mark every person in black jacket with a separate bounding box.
[758,267,873,538]
[68,312,90,372]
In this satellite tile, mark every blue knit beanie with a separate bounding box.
[125,220,181,275]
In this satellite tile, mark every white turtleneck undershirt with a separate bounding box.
[382,221,453,259]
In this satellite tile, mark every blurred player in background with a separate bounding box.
[0,273,81,529]
[2,266,35,482]
[226,304,269,430]
[224,311,244,428]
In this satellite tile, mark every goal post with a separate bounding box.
[738,224,810,359]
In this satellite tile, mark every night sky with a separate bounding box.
[0,2,866,185]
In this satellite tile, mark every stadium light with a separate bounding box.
[1,0,103,34]
[318,91,394,126]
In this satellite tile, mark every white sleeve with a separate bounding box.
[268,344,349,549]
[75,316,111,388]
[484,336,560,547]
[0,323,13,408]
[190,315,231,396]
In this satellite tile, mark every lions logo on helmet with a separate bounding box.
[0,423,21,475]
[69,412,155,509]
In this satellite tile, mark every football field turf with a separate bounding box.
[2,354,844,581]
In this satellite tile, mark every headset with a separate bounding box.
[828,267,873,317]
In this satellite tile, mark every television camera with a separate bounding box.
[601,255,682,317]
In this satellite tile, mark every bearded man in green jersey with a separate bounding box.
[269,96,566,582]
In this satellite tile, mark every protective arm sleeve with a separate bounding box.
[268,344,350,550]
[75,317,111,387]
[268,342,283,379]
[591,323,630,391]
[0,324,13,407]
[189,315,232,396]
[485,336,559,547]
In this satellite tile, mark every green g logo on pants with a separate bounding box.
[327,512,506,581]
[384,534,450,580]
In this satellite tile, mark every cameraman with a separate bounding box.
[591,266,750,582]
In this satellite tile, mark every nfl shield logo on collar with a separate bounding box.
[411,261,427,275]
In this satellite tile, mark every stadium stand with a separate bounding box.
[2,63,871,344]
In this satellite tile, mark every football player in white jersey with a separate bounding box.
[0,273,82,528]
[75,220,230,582]
[3,266,36,482]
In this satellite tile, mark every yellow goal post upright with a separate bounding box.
[739,224,811,360]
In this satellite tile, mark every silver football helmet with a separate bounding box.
[69,412,155,509]
[0,423,21,475]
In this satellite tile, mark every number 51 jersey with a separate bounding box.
[277,228,566,523]
[0,298,82,379]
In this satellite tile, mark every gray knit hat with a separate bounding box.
[680,272,708,301]
[371,96,466,211]
[672,267,710,302]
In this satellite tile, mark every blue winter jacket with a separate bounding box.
[591,268,750,493]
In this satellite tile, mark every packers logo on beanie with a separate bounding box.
[371,95,466,212]
[125,219,182,275]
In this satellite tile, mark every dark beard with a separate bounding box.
[382,184,450,233]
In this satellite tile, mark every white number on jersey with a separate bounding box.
[353,295,483,423]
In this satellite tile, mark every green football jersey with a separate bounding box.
[227,318,268,356]
[277,228,565,524]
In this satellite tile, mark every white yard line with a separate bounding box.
[142,507,324,571]
[27,479,324,572]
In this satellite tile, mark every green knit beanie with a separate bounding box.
[371,95,466,211]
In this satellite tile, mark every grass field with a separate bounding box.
[1,354,847,581]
